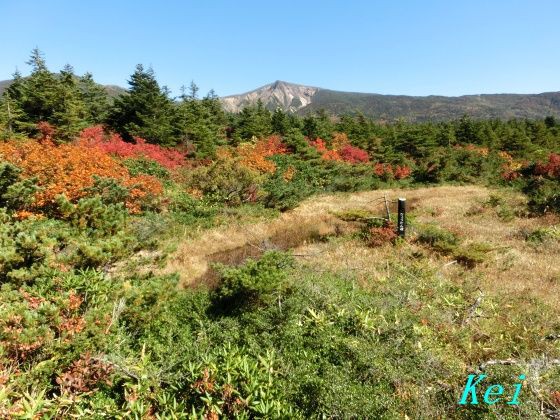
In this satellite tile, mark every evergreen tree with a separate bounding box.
[455,115,484,144]
[6,49,60,133]
[271,107,290,135]
[107,64,179,146]
[52,64,88,139]
[3,49,91,140]
[234,100,272,141]
[302,109,333,141]
[177,84,227,157]
[0,91,26,139]
[78,72,109,124]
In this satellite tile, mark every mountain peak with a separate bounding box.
[222,81,320,113]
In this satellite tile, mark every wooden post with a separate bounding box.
[397,198,406,237]
[383,193,391,221]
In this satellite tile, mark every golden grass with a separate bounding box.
[295,185,560,309]
[162,185,560,309]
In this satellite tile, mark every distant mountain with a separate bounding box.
[0,79,126,98]
[222,81,319,113]
[0,80,13,95]
[221,81,560,121]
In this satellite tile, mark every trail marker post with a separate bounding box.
[397,198,406,238]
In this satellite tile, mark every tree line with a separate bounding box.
[1,49,559,163]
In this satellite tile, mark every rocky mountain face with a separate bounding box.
[221,80,319,113]
[221,81,560,121]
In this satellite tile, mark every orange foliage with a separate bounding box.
[374,163,412,180]
[282,166,296,181]
[457,144,489,157]
[215,146,234,160]
[236,135,288,173]
[331,132,349,150]
[498,150,525,181]
[0,138,162,213]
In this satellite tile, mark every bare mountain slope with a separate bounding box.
[221,80,319,113]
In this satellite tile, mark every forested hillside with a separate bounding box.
[222,80,560,121]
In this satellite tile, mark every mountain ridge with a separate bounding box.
[221,81,560,121]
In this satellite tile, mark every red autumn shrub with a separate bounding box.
[374,163,394,179]
[394,165,412,180]
[78,125,185,169]
[37,121,56,141]
[339,144,370,163]
[56,353,113,394]
[309,138,328,153]
[368,222,397,247]
[534,153,560,179]
[309,134,369,164]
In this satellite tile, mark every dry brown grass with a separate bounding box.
[162,185,560,309]
[294,185,560,309]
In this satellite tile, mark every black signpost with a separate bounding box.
[397,198,406,238]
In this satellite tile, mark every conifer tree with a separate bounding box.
[6,49,60,133]
[235,99,272,141]
[271,107,290,135]
[176,83,227,157]
[79,72,109,124]
[107,64,179,146]
[302,109,333,141]
[53,64,88,139]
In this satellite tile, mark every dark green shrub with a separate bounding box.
[123,157,170,180]
[453,242,493,268]
[213,251,294,312]
[523,226,560,244]
[0,162,39,212]
[416,224,460,253]
[84,176,130,206]
[524,178,560,214]
[0,211,60,284]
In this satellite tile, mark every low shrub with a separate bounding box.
[523,226,560,244]
[78,125,185,169]
[213,251,294,312]
[524,178,560,214]
[180,160,264,206]
[453,242,493,268]
[368,222,397,247]
[123,157,170,180]
[0,138,163,215]
[416,224,460,254]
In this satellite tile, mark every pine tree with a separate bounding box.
[235,100,272,140]
[4,49,90,140]
[79,72,109,124]
[52,64,88,139]
[176,84,227,157]
[0,91,25,139]
[271,108,290,135]
[106,64,179,146]
[302,109,333,141]
[6,49,60,133]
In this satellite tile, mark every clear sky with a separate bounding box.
[1,0,558,98]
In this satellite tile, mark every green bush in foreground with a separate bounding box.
[2,249,557,418]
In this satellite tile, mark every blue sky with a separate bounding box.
[1,0,558,97]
